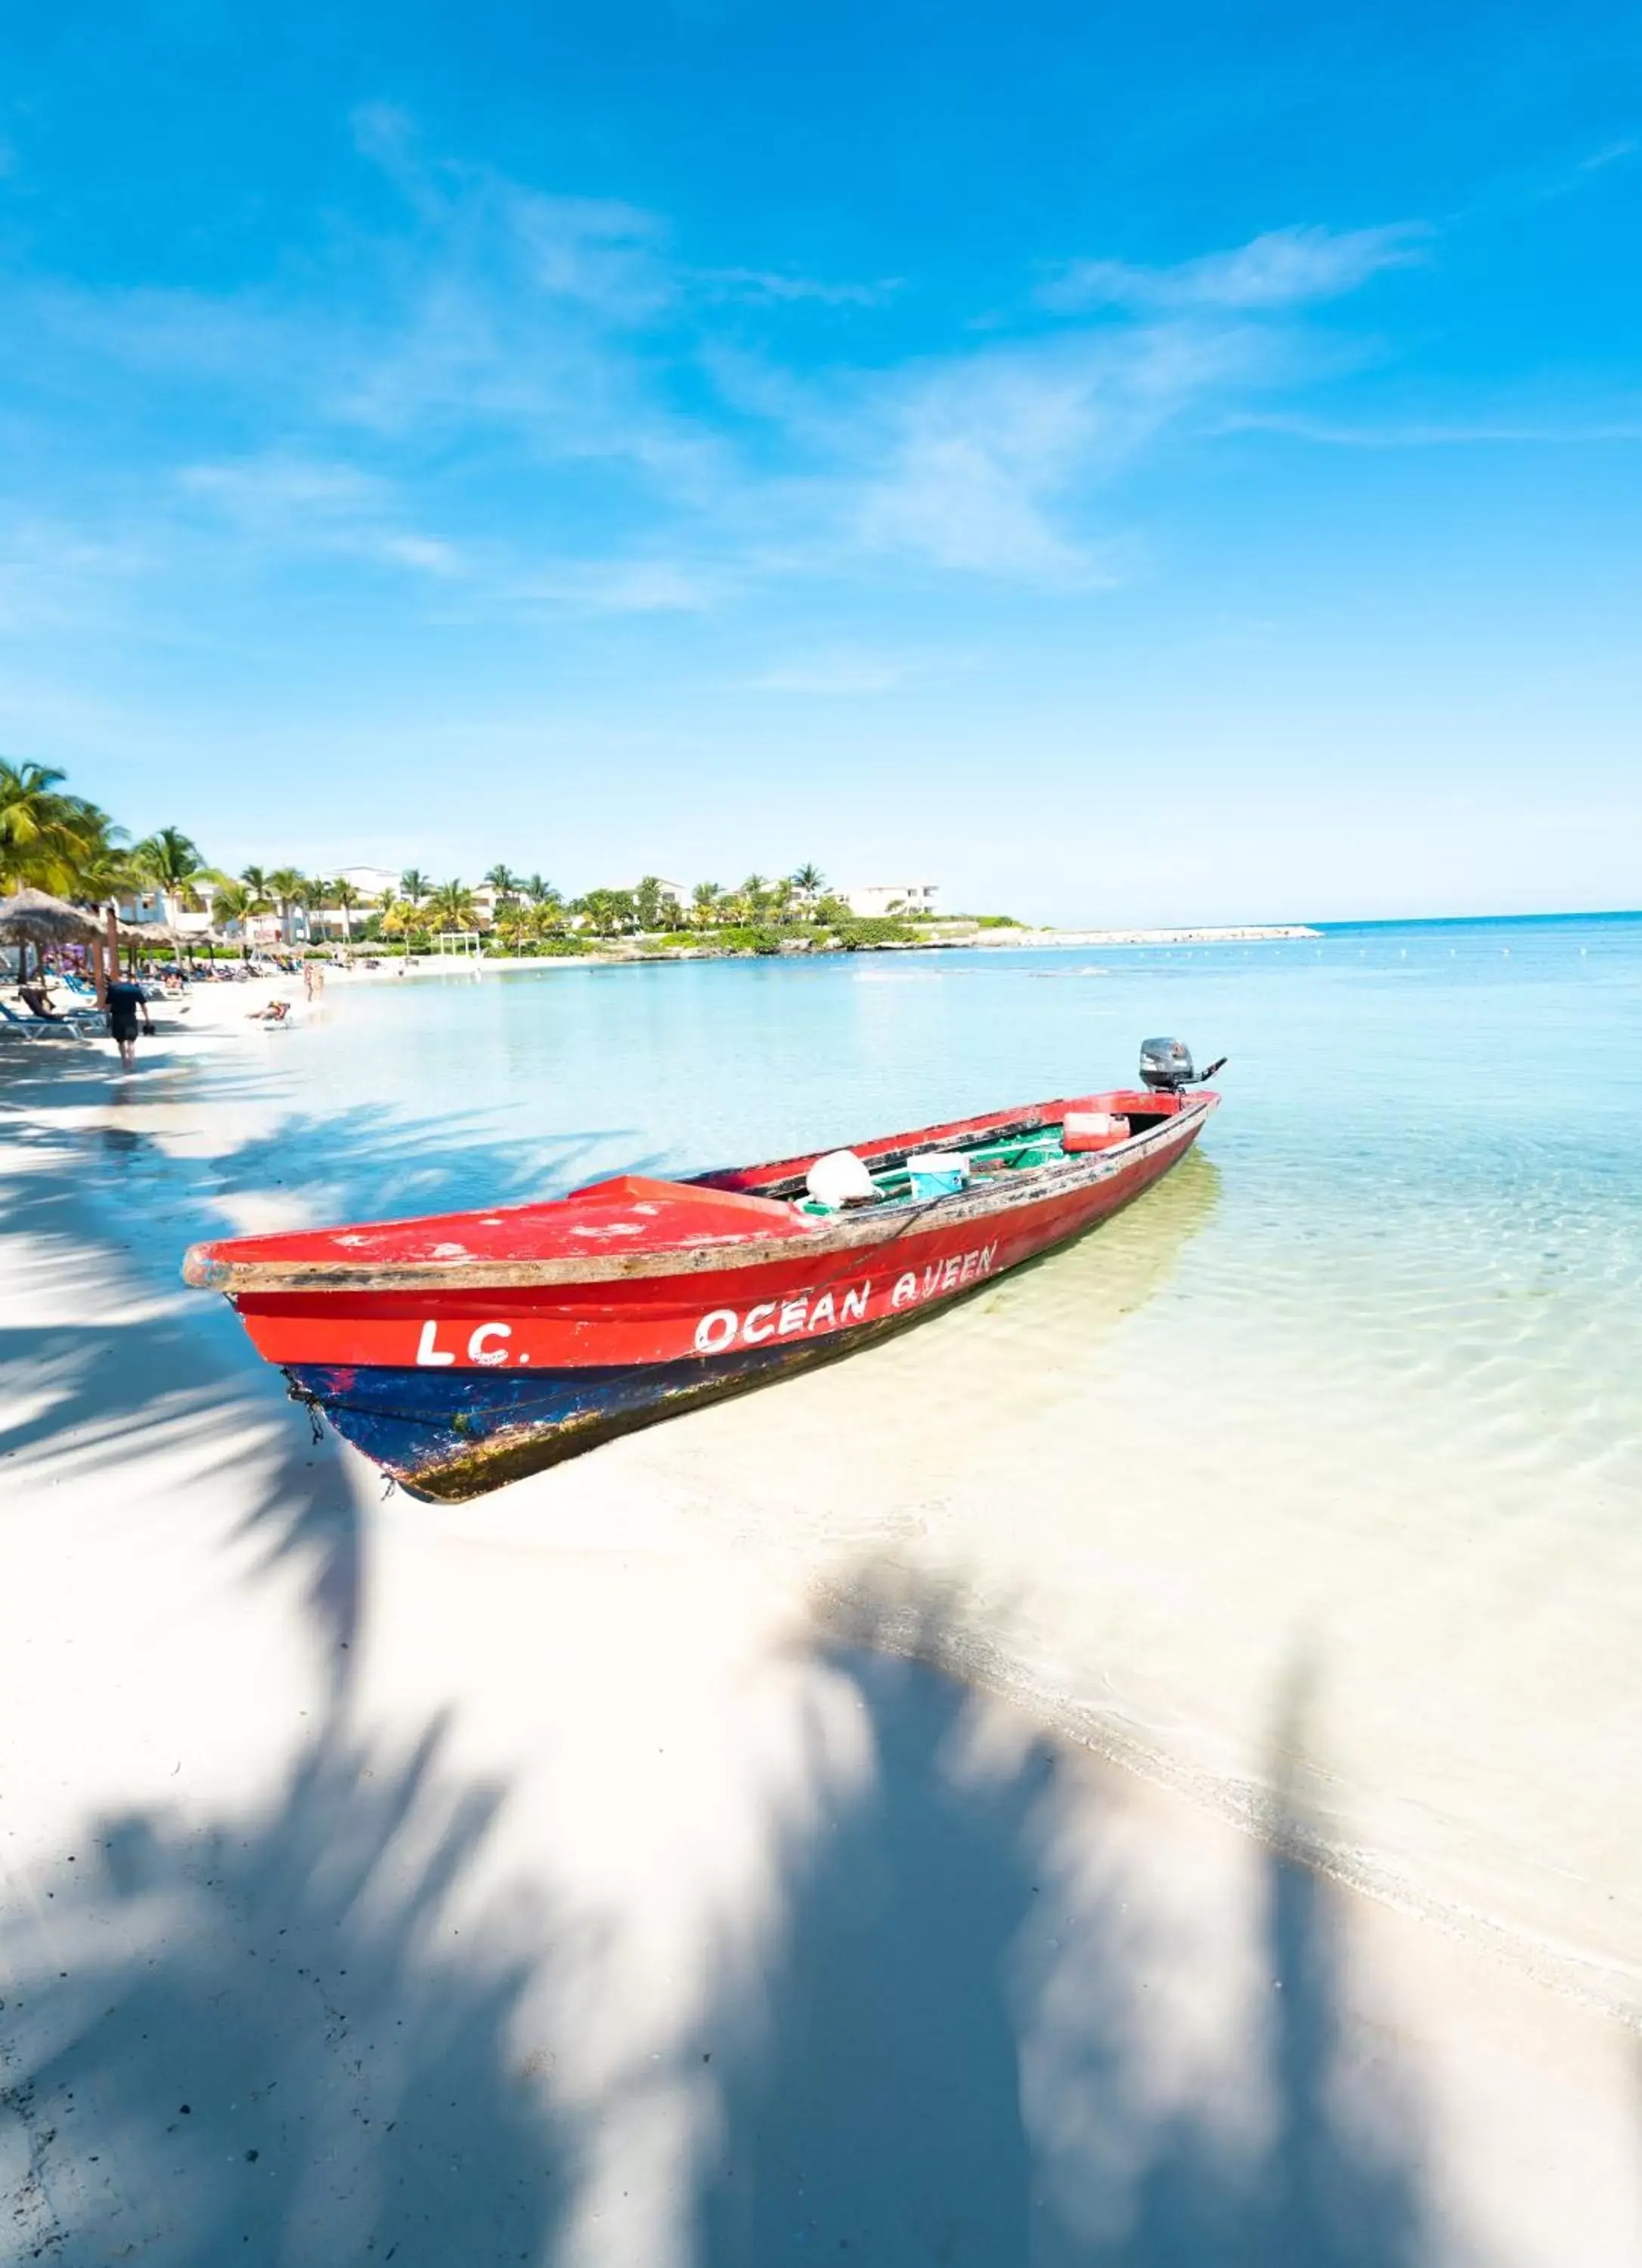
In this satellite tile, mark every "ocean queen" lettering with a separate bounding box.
[692,1241,999,1355]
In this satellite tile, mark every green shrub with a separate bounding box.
[710,923,785,955]
[829,917,915,950]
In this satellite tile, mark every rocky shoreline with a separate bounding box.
[361,920,1323,974]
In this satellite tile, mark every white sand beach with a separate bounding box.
[2,978,1640,2267]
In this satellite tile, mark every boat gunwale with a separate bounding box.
[189,1092,1216,1296]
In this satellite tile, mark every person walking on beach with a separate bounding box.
[105,976,153,1070]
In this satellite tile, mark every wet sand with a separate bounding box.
[2,999,1640,2265]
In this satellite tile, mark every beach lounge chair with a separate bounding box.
[0,997,91,1041]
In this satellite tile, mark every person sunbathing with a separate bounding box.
[17,981,67,1021]
[249,997,292,1024]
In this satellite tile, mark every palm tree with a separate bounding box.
[523,873,558,908]
[132,826,224,915]
[218,872,272,957]
[691,881,723,930]
[237,866,277,950]
[634,875,670,931]
[399,868,432,905]
[208,879,256,959]
[578,888,636,937]
[330,877,362,943]
[792,862,826,901]
[73,832,146,912]
[494,903,534,957]
[314,882,338,934]
[0,760,109,894]
[265,867,308,947]
[484,863,519,905]
[287,876,318,941]
[427,878,478,933]
[299,875,332,943]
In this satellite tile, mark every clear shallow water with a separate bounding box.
[70,916,1642,2004]
[215,915,1642,1501]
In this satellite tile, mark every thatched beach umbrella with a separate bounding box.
[0,888,102,983]
[129,919,212,976]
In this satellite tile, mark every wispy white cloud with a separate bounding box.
[0,519,154,635]
[178,454,464,574]
[750,313,1288,585]
[0,106,1454,618]
[350,101,435,209]
[1229,409,1642,447]
[180,455,388,517]
[753,227,1416,584]
[511,558,723,613]
[352,103,672,324]
[319,113,732,516]
[1458,129,1642,222]
[696,268,900,308]
[15,280,296,385]
[506,191,672,322]
[1039,223,1429,315]
[1577,135,1639,176]
[379,531,465,572]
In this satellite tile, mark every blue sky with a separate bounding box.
[2,1,1638,922]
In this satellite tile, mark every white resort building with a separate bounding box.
[118,885,224,943]
[333,865,401,900]
[623,878,689,912]
[844,882,940,919]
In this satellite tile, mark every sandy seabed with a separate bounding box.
[2,974,1639,2267]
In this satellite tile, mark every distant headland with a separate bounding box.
[0,764,1319,965]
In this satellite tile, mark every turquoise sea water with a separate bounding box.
[40,911,1642,1996]
[218,909,1642,1209]
[237,916,1642,1421]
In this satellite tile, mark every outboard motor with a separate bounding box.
[1139,1036,1226,1093]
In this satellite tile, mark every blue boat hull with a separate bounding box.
[286,1328,882,1501]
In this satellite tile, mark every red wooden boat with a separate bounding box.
[183,1039,1222,1501]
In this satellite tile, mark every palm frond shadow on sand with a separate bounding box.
[4,1582,1435,2268]
[0,1136,364,1687]
[690,1579,1430,2268]
[2,1719,583,2268]
[0,1100,668,1692]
